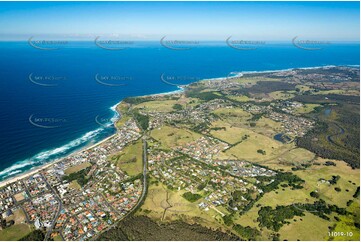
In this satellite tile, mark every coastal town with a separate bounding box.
[0,118,143,241]
[148,141,276,212]
[0,66,359,241]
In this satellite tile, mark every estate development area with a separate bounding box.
[0,66,360,241]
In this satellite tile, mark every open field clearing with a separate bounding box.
[212,108,253,129]
[69,180,81,190]
[213,107,252,122]
[227,95,251,102]
[256,186,316,208]
[293,158,360,207]
[111,140,143,176]
[295,85,312,92]
[223,132,284,162]
[249,117,282,137]
[233,77,280,86]
[234,156,360,240]
[4,208,27,225]
[262,149,326,171]
[277,148,316,166]
[135,100,180,112]
[294,103,322,114]
[212,109,282,138]
[64,162,91,175]
[13,191,27,202]
[151,125,202,148]
[261,157,359,207]
[135,97,201,112]
[138,180,228,231]
[115,115,131,128]
[269,91,295,100]
[0,224,33,241]
[210,121,254,144]
[53,235,63,241]
[279,213,330,241]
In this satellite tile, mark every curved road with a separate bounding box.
[90,137,148,241]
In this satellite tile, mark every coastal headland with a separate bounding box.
[0,66,359,241]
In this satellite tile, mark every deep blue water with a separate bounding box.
[0,41,359,181]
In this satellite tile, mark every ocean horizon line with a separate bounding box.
[0,40,360,44]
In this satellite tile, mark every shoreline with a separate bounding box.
[0,64,358,187]
[0,101,123,188]
[0,132,118,188]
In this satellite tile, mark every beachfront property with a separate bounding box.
[0,118,143,240]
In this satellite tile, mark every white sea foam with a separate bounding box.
[1,170,22,179]
[0,124,107,179]
[203,65,352,81]
[0,64,357,181]
[110,102,121,122]
[0,102,122,180]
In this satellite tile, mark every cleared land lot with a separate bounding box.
[279,213,330,241]
[138,179,227,231]
[293,158,360,207]
[64,162,91,175]
[212,108,252,124]
[268,91,295,100]
[246,157,360,240]
[210,122,253,144]
[111,140,143,176]
[151,125,202,149]
[227,95,250,102]
[135,100,181,112]
[294,103,322,114]
[223,132,283,162]
[0,224,32,241]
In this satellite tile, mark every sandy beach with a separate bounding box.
[0,66,330,188]
[0,88,182,188]
[0,132,118,188]
[0,99,123,189]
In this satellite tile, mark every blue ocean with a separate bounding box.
[0,41,359,181]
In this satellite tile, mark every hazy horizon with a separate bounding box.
[0,1,359,41]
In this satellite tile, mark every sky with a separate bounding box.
[0,1,359,41]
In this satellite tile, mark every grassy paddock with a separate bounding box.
[138,179,228,231]
[64,162,91,175]
[112,140,143,176]
[268,91,295,100]
[279,213,330,241]
[0,224,33,241]
[223,131,284,162]
[294,104,322,114]
[151,125,202,149]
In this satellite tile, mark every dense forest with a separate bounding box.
[98,215,239,241]
[295,95,360,168]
